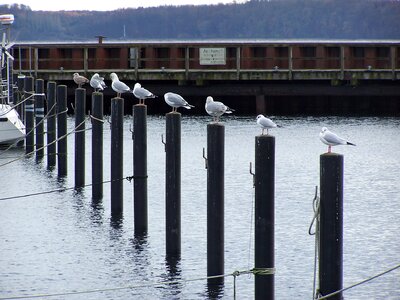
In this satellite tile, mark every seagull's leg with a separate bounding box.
[328,145,331,153]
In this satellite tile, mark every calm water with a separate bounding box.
[1,115,399,299]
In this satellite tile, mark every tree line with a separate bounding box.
[1,0,400,41]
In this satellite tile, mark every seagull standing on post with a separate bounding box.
[256,114,280,135]
[133,82,157,105]
[90,73,106,92]
[205,96,234,123]
[110,72,131,98]
[164,92,194,113]
[73,73,89,88]
[319,127,356,153]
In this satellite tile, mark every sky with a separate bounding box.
[2,0,247,11]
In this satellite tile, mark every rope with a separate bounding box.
[0,268,274,300]
[317,263,400,299]
[308,186,320,300]
[0,175,135,201]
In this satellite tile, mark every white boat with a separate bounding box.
[0,14,25,146]
[0,103,25,145]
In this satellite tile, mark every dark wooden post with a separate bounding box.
[319,153,344,300]
[207,123,224,289]
[57,85,68,177]
[165,112,181,258]
[74,88,86,189]
[111,97,124,216]
[35,79,45,160]
[133,104,148,235]
[91,92,103,200]
[254,135,275,300]
[24,76,34,154]
[47,81,57,168]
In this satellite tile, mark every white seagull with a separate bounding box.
[110,72,131,98]
[73,73,89,88]
[319,127,356,153]
[256,114,280,135]
[90,73,106,92]
[133,82,157,105]
[164,92,194,113]
[205,96,234,123]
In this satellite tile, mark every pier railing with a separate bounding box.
[11,41,400,82]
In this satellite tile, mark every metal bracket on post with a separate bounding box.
[161,134,166,152]
[249,162,255,188]
[202,147,208,169]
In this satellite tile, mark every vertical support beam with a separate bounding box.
[340,46,345,80]
[83,48,88,73]
[24,76,34,155]
[319,153,343,300]
[255,94,266,115]
[35,79,45,160]
[207,123,224,287]
[236,46,241,80]
[47,81,57,168]
[33,47,38,77]
[391,46,396,80]
[133,104,148,235]
[185,47,190,80]
[57,85,68,177]
[165,112,181,258]
[254,135,275,300]
[17,75,25,122]
[74,88,86,189]
[92,92,104,200]
[288,46,293,80]
[111,97,124,216]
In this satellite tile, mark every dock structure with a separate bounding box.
[11,39,400,115]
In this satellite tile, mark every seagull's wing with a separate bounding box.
[323,130,347,145]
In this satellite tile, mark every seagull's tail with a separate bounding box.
[347,142,356,146]
[226,107,235,113]
[184,104,195,109]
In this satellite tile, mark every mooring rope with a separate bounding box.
[0,118,88,167]
[0,92,42,117]
[0,268,274,300]
[316,263,400,299]
[0,175,135,201]
[308,185,320,300]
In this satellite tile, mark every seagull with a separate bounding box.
[73,73,89,88]
[205,96,234,123]
[256,114,280,135]
[133,82,157,105]
[164,92,194,113]
[319,127,356,153]
[110,72,131,98]
[90,73,106,92]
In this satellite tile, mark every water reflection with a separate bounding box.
[206,277,225,299]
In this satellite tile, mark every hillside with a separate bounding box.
[1,0,400,41]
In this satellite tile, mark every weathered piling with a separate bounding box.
[319,153,343,299]
[46,82,57,168]
[91,92,103,200]
[133,104,148,235]
[24,76,34,154]
[57,85,68,177]
[35,79,45,160]
[165,112,181,257]
[207,123,224,287]
[16,75,25,123]
[254,135,275,300]
[74,88,86,189]
[111,97,124,216]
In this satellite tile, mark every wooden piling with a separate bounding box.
[74,88,86,189]
[47,82,57,168]
[91,92,103,200]
[24,76,34,154]
[207,123,224,287]
[16,75,25,124]
[57,85,68,177]
[319,153,343,299]
[133,104,148,235]
[35,79,44,160]
[165,112,181,257]
[111,97,124,216]
[254,135,275,300]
